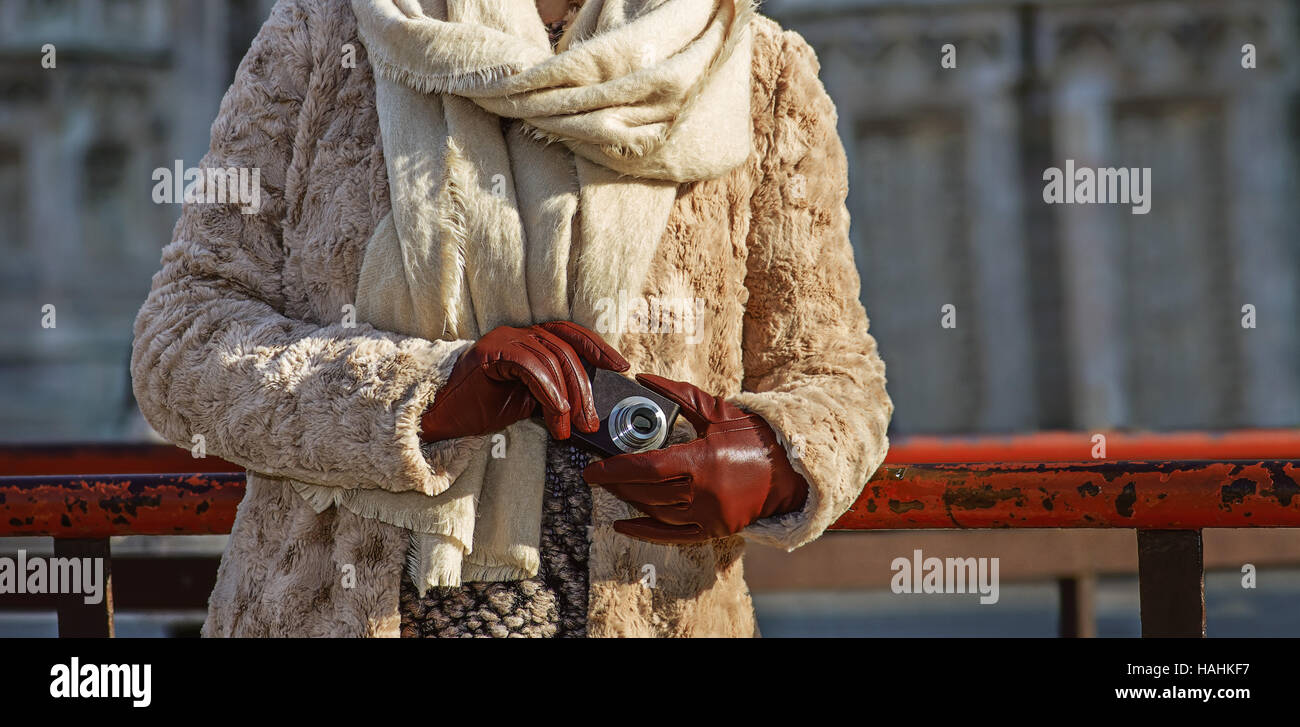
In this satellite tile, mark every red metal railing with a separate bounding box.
[2,430,1299,637]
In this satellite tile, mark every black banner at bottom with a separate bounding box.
[0,637,1285,716]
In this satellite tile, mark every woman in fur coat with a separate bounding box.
[131,0,893,637]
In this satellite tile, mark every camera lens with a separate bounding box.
[608,396,668,453]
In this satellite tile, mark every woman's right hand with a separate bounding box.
[420,321,629,442]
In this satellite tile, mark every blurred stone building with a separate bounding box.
[0,0,1297,442]
[0,0,275,440]
[772,0,1300,434]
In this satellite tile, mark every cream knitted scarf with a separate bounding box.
[293,0,754,593]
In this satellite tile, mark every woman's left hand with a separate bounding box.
[582,374,809,544]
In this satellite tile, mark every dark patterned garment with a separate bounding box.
[398,439,594,638]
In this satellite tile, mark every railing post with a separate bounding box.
[1057,573,1096,638]
[54,538,114,638]
[1136,529,1205,638]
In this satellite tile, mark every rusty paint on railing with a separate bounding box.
[0,473,244,537]
[2,459,1299,537]
[884,429,1300,464]
[838,460,1300,530]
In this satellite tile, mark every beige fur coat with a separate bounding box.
[130,0,893,637]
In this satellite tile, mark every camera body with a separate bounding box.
[567,366,681,458]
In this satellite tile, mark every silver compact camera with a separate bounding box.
[566,366,681,457]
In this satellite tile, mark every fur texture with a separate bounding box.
[130,0,893,638]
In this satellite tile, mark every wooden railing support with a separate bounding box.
[1137,529,1206,638]
[52,538,113,638]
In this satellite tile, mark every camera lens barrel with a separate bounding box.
[607,396,669,453]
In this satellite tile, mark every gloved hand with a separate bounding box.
[582,374,810,544]
[420,321,628,442]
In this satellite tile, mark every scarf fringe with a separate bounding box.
[406,531,470,593]
[433,138,474,339]
[464,543,542,583]
[404,536,541,593]
[461,563,538,582]
[370,54,525,96]
[521,122,667,162]
[291,481,475,547]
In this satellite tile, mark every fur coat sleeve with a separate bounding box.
[130,0,475,498]
[733,30,894,551]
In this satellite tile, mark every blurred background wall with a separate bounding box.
[0,0,276,440]
[1,0,1298,636]
[773,0,1300,435]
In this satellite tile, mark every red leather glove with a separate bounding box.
[582,374,810,544]
[420,321,629,442]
